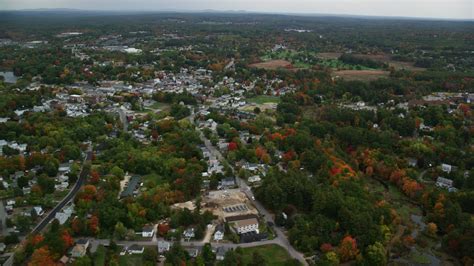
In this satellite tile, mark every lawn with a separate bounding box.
[142,173,167,186]
[149,102,169,110]
[241,244,296,265]
[119,254,143,266]
[93,245,106,266]
[247,96,281,104]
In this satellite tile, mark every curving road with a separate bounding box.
[3,146,93,266]
[190,114,307,265]
[31,148,92,234]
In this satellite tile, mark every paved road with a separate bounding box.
[85,236,299,260]
[117,107,128,132]
[31,147,92,235]
[3,146,93,266]
[190,114,307,265]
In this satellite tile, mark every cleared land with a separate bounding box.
[332,70,390,81]
[249,60,293,70]
[352,53,426,71]
[202,189,258,221]
[241,244,295,265]
[246,95,281,104]
[317,52,342,60]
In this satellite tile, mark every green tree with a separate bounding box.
[202,243,215,266]
[364,242,387,266]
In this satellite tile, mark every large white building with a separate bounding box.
[226,214,259,234]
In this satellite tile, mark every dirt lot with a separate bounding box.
[249,60,293,70]
[332,70,390,81]
[202,189,258,221]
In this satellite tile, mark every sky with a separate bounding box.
[1,0,473,20]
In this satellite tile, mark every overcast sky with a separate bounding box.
[1,0,473,20]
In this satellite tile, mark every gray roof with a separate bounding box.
[120,176,141,198]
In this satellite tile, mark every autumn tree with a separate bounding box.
[338,235,359,262]
[29,247,56,266]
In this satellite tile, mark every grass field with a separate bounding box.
[93,245,107,266]
[119,254,143,266]
[247,95,281,104]
[241,244,295,265]
[332,70,390,81]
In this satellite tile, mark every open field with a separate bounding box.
[241,244,295,265]
[317,52,342,60]
[93,245,107,266]
[119,254,143,266]
[332,70,390,81]
[246,95,281,104]
[352,53,426,71]
[249,60,293,70]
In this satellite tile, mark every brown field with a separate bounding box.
[332,70,390,81]
[249,60,293,70]
[317,52,342,60]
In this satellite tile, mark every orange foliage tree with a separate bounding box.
[29,247,57,266]
[338,236,359,262]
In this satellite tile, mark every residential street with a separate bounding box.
[2,145,93,266]
[191,115,308,265]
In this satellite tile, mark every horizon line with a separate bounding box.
[0,8,473,22]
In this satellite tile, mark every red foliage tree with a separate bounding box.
[228,142,238,151]
[320,243,334,253]
[88,215,99,235]
[89,170,100,184]
[61,230,74,248]
[158,223,170,236]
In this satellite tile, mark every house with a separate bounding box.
[183,227,195,240]
[216,247,226,261]
[71,239,90,258]
[248,175,261,184]
[58,163,72,174]
[407,158,418,168]
[436,177,454,189]
[128,244,144,254]
[142,225,155,238]
[158,241,171,253]
[226,214,259,234]
[59,255,69,265]
[214,224,225,241]
[441,163,453,173]
[185,248,199,258]
[218,177,236,189]
[55,211,71,225]
[32,206,44,217]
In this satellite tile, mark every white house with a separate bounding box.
[436,177,453,189]
[141,225,155,238]
[158,241,171,253]
[441,163,453,173]
[248,175,261,184]
[183,228,195,240]
[214,224,225,241]
[33,206,44,216]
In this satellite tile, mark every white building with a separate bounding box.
[226,215,259,234]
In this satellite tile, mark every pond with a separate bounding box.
[0,71,19,83]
